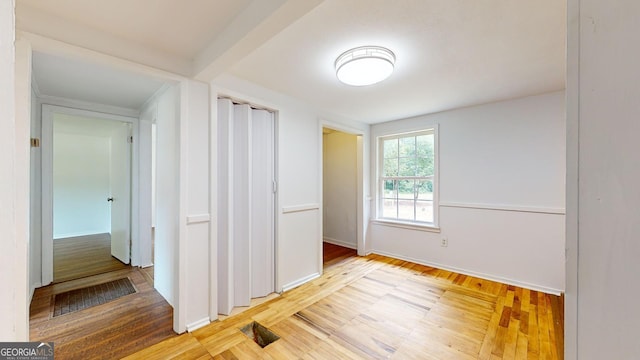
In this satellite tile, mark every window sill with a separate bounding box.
[371,219,441,233]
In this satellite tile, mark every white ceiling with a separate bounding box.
[33,51,166,110]
[229,0,566,123]
[18,0,566,123]
[18,0,252,60]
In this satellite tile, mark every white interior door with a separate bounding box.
[110,123,132,264]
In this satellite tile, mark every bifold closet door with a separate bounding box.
[233,104,252,307]
[250,109,275,298]
[218,99,276,313]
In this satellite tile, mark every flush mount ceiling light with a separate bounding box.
[335,46,395,86]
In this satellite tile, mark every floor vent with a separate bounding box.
[239,321,280,348]
[53,277,136,316]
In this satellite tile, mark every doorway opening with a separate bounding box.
[42,106,136,284]
[320,125,365,268]
[51,112,132,282]
[322,128,358,249]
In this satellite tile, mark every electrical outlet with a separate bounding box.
[441,237,448,247]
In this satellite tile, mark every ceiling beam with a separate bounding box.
[192,0,324,81]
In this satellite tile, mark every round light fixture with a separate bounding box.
[335,46,395,86]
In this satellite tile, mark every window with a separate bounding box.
[379,129,436,225]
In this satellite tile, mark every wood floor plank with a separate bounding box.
[262,317,324,358]
[53,233,129,283]
[302,338,361,360]
[331,318,400,359]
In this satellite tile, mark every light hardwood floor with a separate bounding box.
[126,243,564,359]
[32,234,174,359]
[30,267,175,359]
[53,233,129,283]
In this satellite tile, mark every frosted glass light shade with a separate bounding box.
[335,46,395,86]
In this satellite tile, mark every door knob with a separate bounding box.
[107,197,114,202]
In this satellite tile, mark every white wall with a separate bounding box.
[211,74,369,293]
[567,1,640,358]
[143,80,210,334]
[53,131,111,238]
[151,124,156,228]
[323,131,357,248]
[370,91,566,293]
[147,85,180,308]
[16,39,32,342]
[30,87,42,296]
[181,80,211,331]
[2,1,31,337]
[135,101,154,268]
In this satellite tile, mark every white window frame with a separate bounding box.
[376,127,439,231]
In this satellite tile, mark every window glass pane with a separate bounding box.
[416,135,434,176]
[382,199,398,218]
[416,156,433,177]
[417,180,433,200]
[399,136,415,157]
[383,138,398,159]
[416,200,433,223]
[398,199,415,221]
[379,130,436,225]
[398,180,415,200]
[382,180,397,198]
[398,157,416,176]
[416,134,434,157]
[383,158,398,176]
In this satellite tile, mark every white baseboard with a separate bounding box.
[323,237,357,250]
[140,263,154,268]
[186,317,211,332]
[282,272,320,292]
[371,249,563,295]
